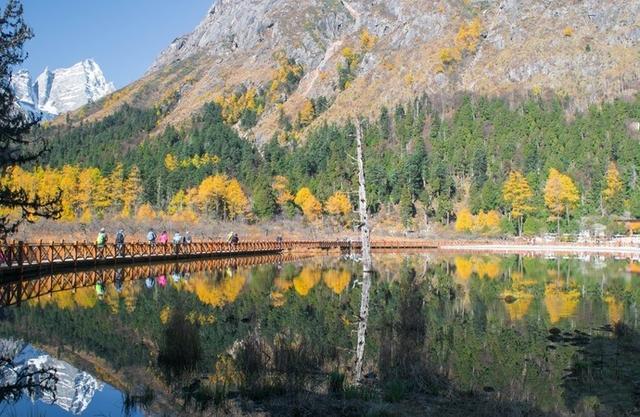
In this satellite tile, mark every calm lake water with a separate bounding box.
[0,253,639,416]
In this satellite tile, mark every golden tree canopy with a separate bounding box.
[602,161,623,202]
[294,187,322,221]
[502,171,533,219]
[544,168,580,217]
[455,207,474,232]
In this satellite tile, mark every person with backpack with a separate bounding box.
[115,229,125,257]
[96,228,107,257]
[147,228,157,245]
[159,230,169,245]
[173,231,182,255]
[184,231,192,244]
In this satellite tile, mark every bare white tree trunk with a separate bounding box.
[354,121,373,384]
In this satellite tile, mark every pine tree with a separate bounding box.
[398,186,415,227]
[0,1,61,236]
[252,179,278,219]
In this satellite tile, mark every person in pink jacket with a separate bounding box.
[159,230,169,244]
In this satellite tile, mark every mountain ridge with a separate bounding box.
[69,0,640,142]
[11,59,115,119]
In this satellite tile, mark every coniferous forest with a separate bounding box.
[7,94,640,236]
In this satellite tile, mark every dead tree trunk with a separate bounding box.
[354,121,373,384]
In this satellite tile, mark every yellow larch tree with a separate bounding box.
[359,28,377,51]
[58,165,81,221]
[77,167,102,221]
[272,176,294,206]
[294,187,322,222]
[502,170,533,235]
[298,99,315,127]
[135,203,156,221]
[455,18,483,53]
[544,168,580,232]
[108,163,125,213]
[325,191,352,226]
[92,175,112,218]
[121,166,143,218]
[164,153,178,172]
[454,207,474,232]
[196,174,228,217]
[602,161,624,215]
[225,178,249,219]
[167,189,189,215]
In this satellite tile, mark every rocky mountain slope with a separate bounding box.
[74,0,640,142]
[12,59,114,118]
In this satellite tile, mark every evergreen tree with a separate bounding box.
[252,178,278,220]
[399,187,416,227]
[0,0,60,236]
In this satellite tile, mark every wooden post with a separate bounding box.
[17,241,23,269]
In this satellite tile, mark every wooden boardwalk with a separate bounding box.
[0,239,439,278]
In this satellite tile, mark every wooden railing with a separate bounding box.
[0,238,445,277]
[0,252,315,307]
[0,239,378,277]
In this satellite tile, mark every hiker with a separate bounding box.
[96,228,108,257]
[115,228,125,257]
[159,230,169,245]
[184,231,192,244]
[147,228,157,246]
[173,231,182,255]
[227,231,239,245]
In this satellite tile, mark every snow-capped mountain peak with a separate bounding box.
[10,59,115,119]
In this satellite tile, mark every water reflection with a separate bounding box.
[0,254,638,416]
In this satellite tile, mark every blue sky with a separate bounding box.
[20,0,211,88]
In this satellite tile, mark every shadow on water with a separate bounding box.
[158,307,202,382]
[559,322,640,415]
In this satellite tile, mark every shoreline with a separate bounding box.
[437,243,640,257]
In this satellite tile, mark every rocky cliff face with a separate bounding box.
[78,0,640,141]
[12,59,115,118]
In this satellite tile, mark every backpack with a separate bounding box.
[96,233,106,245]
[116,231,125,244]
[147,231,156,241]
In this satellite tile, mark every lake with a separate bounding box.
[0,252,638,416]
